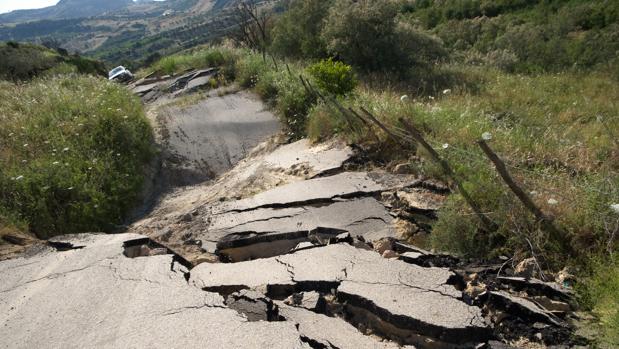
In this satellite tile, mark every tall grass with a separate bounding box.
[142,46,240,77]
[0,75,154,238]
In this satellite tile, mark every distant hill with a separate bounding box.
[0,0,134,24]
[0,0,242,67]
[0,42,106,81]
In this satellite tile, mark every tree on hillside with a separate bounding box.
[231,1,273,61]
[270,0,333,59]
[321,0,446,73]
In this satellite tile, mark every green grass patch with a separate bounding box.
[578,256,619,348]
[0,75,154,238]
[141,46,240,77]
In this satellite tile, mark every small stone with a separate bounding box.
[180,213,193,222]
[382,250,398,259]
[514,257,538,279]
[465,281,487,299]
[554,267,575,287]
[533,322,548,329]
[373,237,395,255]
[393,163,413,174]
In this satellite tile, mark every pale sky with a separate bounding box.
[0,0,60,14]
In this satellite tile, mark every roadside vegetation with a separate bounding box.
[0,75,153,239]
[140,0,618,344]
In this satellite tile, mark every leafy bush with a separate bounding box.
[0,75,154,238]
[307,58,357,96]
[321,0,446,73]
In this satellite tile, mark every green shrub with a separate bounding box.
[235,53,271,88]
[307,58,357,96]
[321,0,446,74]
[0,75,154,238]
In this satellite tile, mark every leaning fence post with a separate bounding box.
[399,118,499,232]
[477,139,570,251]
[360,107,404,145]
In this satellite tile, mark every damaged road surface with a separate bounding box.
[0,85,583,349]
[190,243,490,348]
[0,234,308,349]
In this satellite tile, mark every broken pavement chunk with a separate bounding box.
[212,172,419,214]
[496,276,573,302]
[206,197,399,261]
[483,291,565,327]
[278,304,412,349]
[190,244,490,346]
[283,291,326,313]
[226,289,280,321]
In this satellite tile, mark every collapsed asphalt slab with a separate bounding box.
[278,304,415,349]
[204,197,398,261]
[190,243,490,347]
[0,234,309,349]
[212,171,419,214]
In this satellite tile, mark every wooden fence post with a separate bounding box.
[400,118,499,232]
[477,139,570,251]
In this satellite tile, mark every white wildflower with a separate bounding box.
[442,89,451,95]
[53,161,60,165]
[123,115,129,119]
[547,198,559,205]
[63,147,69,152]
[15,175,24,181]
[482,132,493,141]
[67,187,74,190]
[23,144,28,147]
[442,143,449,149]
[611,203,619,214]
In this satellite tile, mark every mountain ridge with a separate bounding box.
[0,0,136,24]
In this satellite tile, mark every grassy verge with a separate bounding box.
[0,75,154,238]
